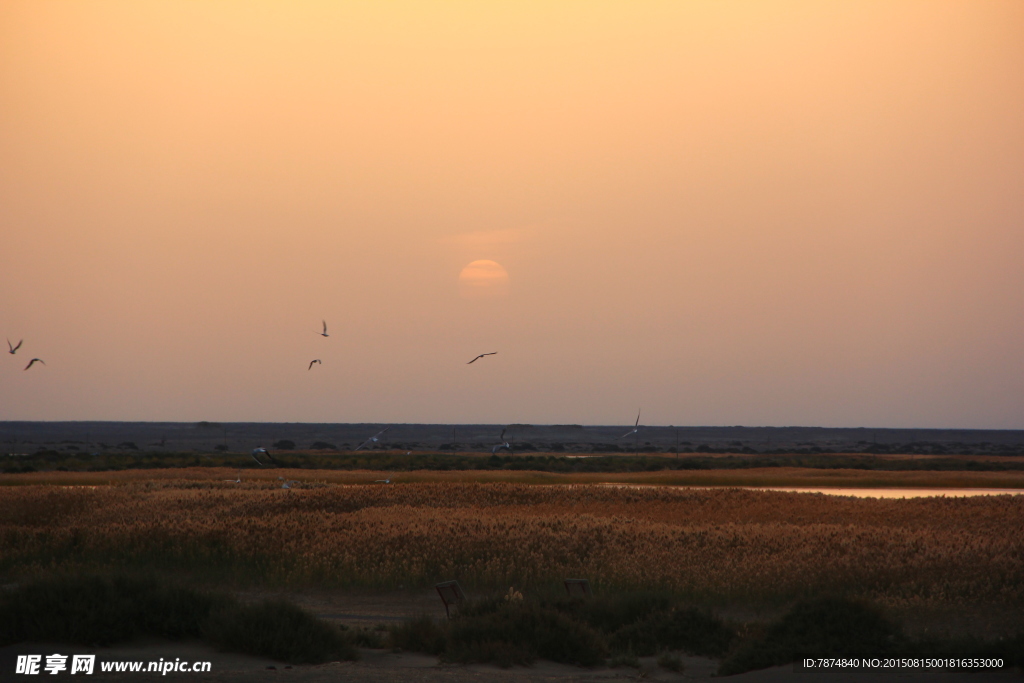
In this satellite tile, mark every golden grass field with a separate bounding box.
[2,472,1022,611]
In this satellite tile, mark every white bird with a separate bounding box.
[251,447,276,465]
[355,426,391,451]
[320,320,329,338]
[7,339,22,355]
[619,410,641,439]
[24,358,45,371]
[491,428,512,455]
[467,352,497,364]
[308,359,322,370]
[374,479,391,484]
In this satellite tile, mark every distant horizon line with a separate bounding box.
[1,420,1022,433]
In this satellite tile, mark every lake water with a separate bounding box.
[757,487,1022,498]
[597,484,1022,498]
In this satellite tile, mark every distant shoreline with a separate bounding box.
[2,421,1023,457]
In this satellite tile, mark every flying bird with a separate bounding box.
[320,320,329,337]
[374,479,391,484]
[251,447,276,466]
[23,358,45,371]
[491,428,512,455]
[467,352,497,364]
[308,359,322,370]
[355,427,391,451]
[619,410,641,439]
[7,339,22,355]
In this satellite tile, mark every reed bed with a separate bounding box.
[1,482,1022,608]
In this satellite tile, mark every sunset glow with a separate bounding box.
[0,1,1022,426]
[459,260,510,299]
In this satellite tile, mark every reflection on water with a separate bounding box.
[758,488,1023,498]
[596,484,1023,498]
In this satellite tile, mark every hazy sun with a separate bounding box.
[458,260,510,299]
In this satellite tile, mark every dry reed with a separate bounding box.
[1,482,1021,608]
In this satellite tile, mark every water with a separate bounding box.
[598,484,1023,498]
[758,487,1023,498]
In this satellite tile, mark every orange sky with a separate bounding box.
[1,1,1022,427]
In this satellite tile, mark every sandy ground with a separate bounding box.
[2,639,1019,683]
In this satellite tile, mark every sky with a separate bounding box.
[1,1,1022,428]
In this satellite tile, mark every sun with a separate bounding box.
[458,260,510,299]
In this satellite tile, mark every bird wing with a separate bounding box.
[250,452,264,466]
[467,355,481,364]
[635,410,641,428]
[500,428,506,441]
[14,339,21,352]
[619,428,636,439]
[322,320,327,334]
[355,438,372,451]
[24,359,43,370]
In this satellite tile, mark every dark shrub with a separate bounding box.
[309,441,337,450]
[446,599,607,667]
[388,616,447,656]
[0,576,356,665]
[550,592,672,635]
[610,607,734,657]
[719,598,899,675]
[206,599,357,664]
[657,651,684,672]
[0,576,227,646]
[273,440,296,450]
